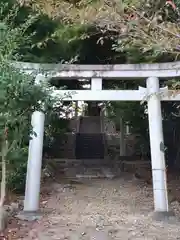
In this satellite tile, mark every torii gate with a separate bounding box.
[13,61,180,219]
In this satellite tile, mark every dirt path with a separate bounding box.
[16,174,180,240]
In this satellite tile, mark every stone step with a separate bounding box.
[79,116,101,133]
[75,167,117,179]
[45,159,121,172]
[75,133,105,159]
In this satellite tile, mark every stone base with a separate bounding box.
[16,210,43,221]
[151,210,177,222]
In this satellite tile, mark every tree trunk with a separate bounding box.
[0,140,8,232]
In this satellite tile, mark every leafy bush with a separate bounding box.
[0,5,62,194]
[6,147,28,193]
[0,62,55,193]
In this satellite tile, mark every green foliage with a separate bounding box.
[14,0,179,64]
[0,4,64,193]
[0,64,54,192]
[6,147,28,193]
[0,0,89,63]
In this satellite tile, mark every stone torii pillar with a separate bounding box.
[19,74,46,219]
[24,110,45,213]
[144,77,172,218]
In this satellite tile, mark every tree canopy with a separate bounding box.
[25,0,180,62]
[1,0,178,64]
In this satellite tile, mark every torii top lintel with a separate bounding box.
[12,61,180,79]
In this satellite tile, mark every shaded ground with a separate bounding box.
[5,172,180,240]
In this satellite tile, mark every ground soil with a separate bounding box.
[3,172,180,240]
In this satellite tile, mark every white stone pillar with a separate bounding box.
[120,117,126,156]
[146,77,169,212]
[24,111,45,212]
